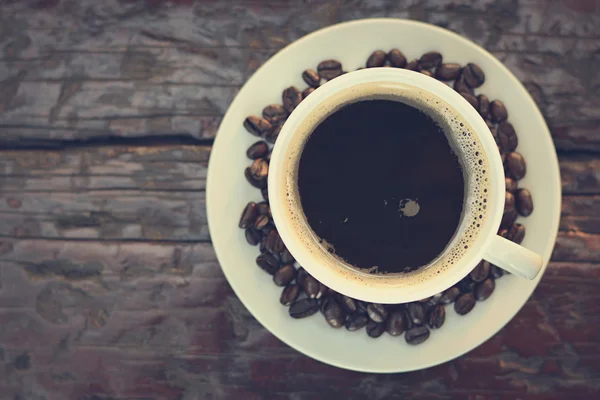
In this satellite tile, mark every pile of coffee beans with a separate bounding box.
[239,49,533,345]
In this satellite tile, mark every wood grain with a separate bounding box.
[1,1,599,399]
[0,146,597,249]
[1,0,599,150]
[0,238,599,399]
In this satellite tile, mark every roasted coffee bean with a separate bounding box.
[490,264,504,279]
[319,295,331,313]
[265,229,285,254]
[477,94,490,119]
[261,222,276,241]
[490,100,508,122]
[385,310,407,336]
[265,125,282,144]
[366,303,388,323]
[296,267,307,286]
[470,260,491,283]
[289,298,319,319]
[253,214,270,230]
[405,59,420,71]
[257,201,270,216]
[458,277,477,294]
[345,313,369,331]
[427,293,442,307]
[509,223,526,244]
[366,50,387,68]
[435,63,461,80]
[439,286,461,305]
[505,177,518,193]
[244,115,272,136]
[428,305,446,329]
[321,297,345,328]
[498,122,518,152]
[506,152,527,180]
[407,302,426,325]
[249,158,269,180]
[454,293,476,315]
[500,209,518,229]
[460,92,479,109]
[475,278,495,301]
[496,129,510,154]
[263,224,274,237]
[280,247,295,264]
[420,70,433,77]
[338,295,357,314]
[261,188,269,201]
[245,167,267,189]
[302,69,321,87]
[453,76,474,95]
[486,119,497,137]
[419,51,442,69]
[387,49,407,68]
[356,300,370,314]
[462,63,485,88]
[280,284,300,306]
[239,202,258,229]
[498,228,509,238]
[505,191,515,213]
[302,87,315,99]
[317,59,343,80]
[246,141,269,160]
[282,86,302,114]
[315,283,328,299]
[366,320,385,338]
[261,225,274,238]
[300,273,320,299]
[273,264,297,287]
[516,188,534,217]
[405,326,430,345]
[245,228,261,246]
[262,104,287,126]
[256,253,279,275]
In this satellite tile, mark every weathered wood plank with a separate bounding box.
[0,1,599,398]
[1,0,599,149]
[0,146,597,194]
[0,237,598,398]
[0,145,210,192]
[560,154,600,195]
[561,195,600,234]
[0,190,598,244]
[0,191,208,241]
[0,145,595,252]
[6,0,600,50]
[1,53,597,148]
[0,145,596,245]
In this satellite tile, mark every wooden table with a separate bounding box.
[0,1,599,398]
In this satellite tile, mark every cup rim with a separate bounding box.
[268,68,505,303]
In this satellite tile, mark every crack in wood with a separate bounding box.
[0,134,213,150]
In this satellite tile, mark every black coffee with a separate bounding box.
[297,99,464,274]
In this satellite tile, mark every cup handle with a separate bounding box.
[483,235,543,280]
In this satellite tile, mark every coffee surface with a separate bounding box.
[297,99,465,273]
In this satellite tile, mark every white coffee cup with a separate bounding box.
[268,68,542,304]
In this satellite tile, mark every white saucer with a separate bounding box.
[207,19,561,373]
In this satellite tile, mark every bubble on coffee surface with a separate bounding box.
[398,198,420,217]
[282,81,490,287]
